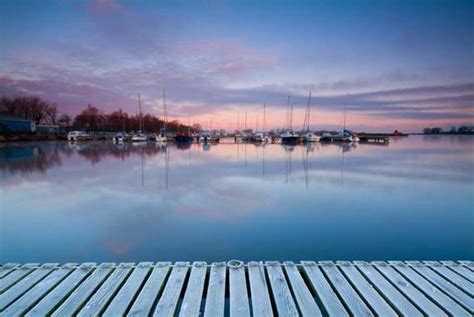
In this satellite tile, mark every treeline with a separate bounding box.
[1,95,200,133]
[423,126,474,134]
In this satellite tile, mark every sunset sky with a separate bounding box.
[0,0,473,132]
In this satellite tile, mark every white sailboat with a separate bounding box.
[132,93,148,142]
[156,90,168,143]
[302,91,320,143]
[281,96,299,144]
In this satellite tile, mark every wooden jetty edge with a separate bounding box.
[1,261,473,316]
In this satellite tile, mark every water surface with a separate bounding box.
[1,136,473,263]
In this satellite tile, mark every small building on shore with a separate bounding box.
[36,124,60,135]
[0,114,36,133]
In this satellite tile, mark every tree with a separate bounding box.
[58,114,72,128]
[1,95,58,124]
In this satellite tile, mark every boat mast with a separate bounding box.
[343,94,347,131]
[162,90,167,132]
[263,103,266,136]
[286,96,291,130]
[138,93,143,132]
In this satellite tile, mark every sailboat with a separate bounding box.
[156,90,168,143]
[132,93,148,142]
[281,96,299,144]
[302,92,320,143]
[252,103,269,143]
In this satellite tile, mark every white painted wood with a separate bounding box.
[354,261,423,316]
[153,261,189,317]
[284,261,321,316]
[0,263,20,279]
[441,261,474,283]
[77,262,134,317]
[229,260,250,317]
[319,261,373,317]
[0,263,37,293]
[301,261,348,316]
[0,263,57,311]
[265,261,299,316]
[26,263,95,316]
[204,262,226,317]
[179,261,207,317]
[407,261,474,313]
[102,262,152,317]
[389,261,471,317]
[127,262,171,317]
[3,263,75,317]
[373,261,448,316]
[52,263,114,317]
[336,261,397,316]
[423,261,474,296]
[248,261,273,317]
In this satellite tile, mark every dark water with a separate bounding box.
[1,136,473,263]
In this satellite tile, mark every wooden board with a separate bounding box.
[1,261,472,316]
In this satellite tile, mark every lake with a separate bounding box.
[1,135,473,263]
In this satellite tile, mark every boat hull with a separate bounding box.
[281,136,299,144]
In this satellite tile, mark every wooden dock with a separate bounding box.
[1,261,472,316]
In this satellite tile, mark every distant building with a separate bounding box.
[0,114,36,133]
[36,124,60,135]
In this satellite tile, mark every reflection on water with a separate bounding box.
[1,136,473,263]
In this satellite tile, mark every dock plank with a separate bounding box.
[179,261,207,317]
[0,263,57,311]
[407,261,474,313]
[373,261,448,316]
[248,261,273,317]
[0,263,37,293]
[320,261,373,317]
[26,263,95,317]
[265,261,299,316]
[3,263,74,316]
[229,260,250,317]
[337,261,397,316]
[441,261,474,283]
[354,261,423,316]
[301,261,348,316]
[102,262,152,317]
[51,263,114,317]
[424,261,474,296]
[389,261,471,317]
[77,263,134,317]
[0,263,20,279]
[128,262,171,316]
[204,262,226,317]
[153,261,189,317]
[284,261,322,316]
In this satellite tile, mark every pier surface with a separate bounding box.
[1,261,473,316]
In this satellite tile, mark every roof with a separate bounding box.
[0,114,33,123]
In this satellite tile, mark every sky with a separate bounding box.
[0,0,473,132]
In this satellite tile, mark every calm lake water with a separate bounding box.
[1,136,473,263]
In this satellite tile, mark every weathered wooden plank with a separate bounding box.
[336,261,397,316]
[26,263,95,317]
[0,263,36,293]
[153,261,189,317]
[248,261,273,317]
[441,261,474,283]
[320,261,373,317]
[203,262,226,317]
[407,261,474,313]
[301,261,348,316]
[284,261,321,316]
[229,260,250,317]
[2,263,74,316]
[0,263,20,279]
[0,263,57,311]
[77,262,134,317]
[424,261,474,296]
[179,261,207,317]
[128,262,171,317]
[373,261,448,316]
[51,263,114,317]
[101,262,152,317]
[389,261,471,317]
[354,261,423,316]
[265,261,299,316]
